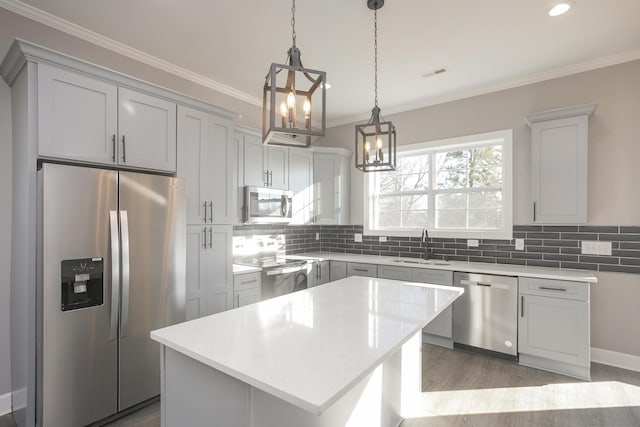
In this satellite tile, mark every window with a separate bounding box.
[364,130,513,239]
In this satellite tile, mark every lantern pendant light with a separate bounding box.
[262,0,327,148]
[355,0,396,172]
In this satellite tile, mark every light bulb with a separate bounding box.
[280,102,288,117]
[287,91,296,109]
[303,99,311,115]
[376,138,383,149]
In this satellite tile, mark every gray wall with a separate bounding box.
[0,74,12,398]
[319,60,640,358]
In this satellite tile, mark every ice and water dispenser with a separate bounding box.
[61,258,104,311]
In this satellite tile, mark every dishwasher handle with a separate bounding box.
[459,278,513,290]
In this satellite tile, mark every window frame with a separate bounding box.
[363,129,513,239]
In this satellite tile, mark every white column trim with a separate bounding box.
[0,392,11,416]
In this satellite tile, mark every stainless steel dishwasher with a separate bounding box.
[453,272,518,357]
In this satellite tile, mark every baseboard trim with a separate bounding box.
[592,347,640,373]
[0,392,11,416]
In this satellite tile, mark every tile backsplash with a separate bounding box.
[233,224,640,275]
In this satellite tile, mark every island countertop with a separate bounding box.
[151,276,463,415]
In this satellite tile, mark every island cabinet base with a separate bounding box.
[160,333,422,427]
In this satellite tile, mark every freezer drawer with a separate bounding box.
[453,272,518,356]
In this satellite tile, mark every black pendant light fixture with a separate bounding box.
[262,0,327,148]
[355,0,396,172]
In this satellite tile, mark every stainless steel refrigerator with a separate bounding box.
[37,163,186,426]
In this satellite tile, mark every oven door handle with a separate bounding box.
[265,265,307,276]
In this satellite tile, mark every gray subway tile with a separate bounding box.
[543,239,580,247]
[514,225,543,232]
[482,251,511,258]
[562,233,597,240]
[447,255,469,262]
[527,260,560,268]
[599,265,640,274]
[579,226,619,233]
[526,246,560,254]
[513,232,526,238]
[612,249,640,258]
[579,256,619,264]
[542,226,579,232]
[620,242,640,250]
[497,245,516,252]
[511,252,543,260]
[524,239,543,246]
[526,232,560,240]
[560,262,598,271]
[543,254,579,262]
[443,243,468,250]
[600,234,640,242]
[457,249,482,256]
[561,247,582,255]
[620,258,640,266]
[620,226,640,234]
[469,256,497,264]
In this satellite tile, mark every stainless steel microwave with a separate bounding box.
[243,186,293,223]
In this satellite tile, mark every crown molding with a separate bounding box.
[328,48,640,128]
[525,103,597,127]
[0,0,262,107]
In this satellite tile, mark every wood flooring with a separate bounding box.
[1,343,639,426]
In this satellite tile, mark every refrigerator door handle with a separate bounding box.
[109,210,120,340]
[120,210,131,338]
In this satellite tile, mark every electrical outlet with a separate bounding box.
[354,233,363,243]
[515,238,525,251]
[467,239,479,247]
[315,233,320,241]
[379,236,387,242]
[581,241,612,256]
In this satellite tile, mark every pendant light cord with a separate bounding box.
[374,8,378,108]
[291,0,297,48]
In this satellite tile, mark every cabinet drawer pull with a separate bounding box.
[538,286,567,292]
[353,268,370,272]
[477,282,492,287]
[240,278,257,285]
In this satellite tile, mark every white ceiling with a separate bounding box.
[8,0,640,126]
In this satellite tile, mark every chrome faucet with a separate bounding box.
[421,228,431,260]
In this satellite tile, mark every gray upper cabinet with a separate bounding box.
[313,150,351,225]
[526,104,596,224]
[38,63,118,166]
[177,105,234,225]
[38,62,177,172]
[289,148,314,224]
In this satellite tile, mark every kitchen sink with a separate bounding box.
[390,259,450,266]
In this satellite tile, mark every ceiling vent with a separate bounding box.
[420,67,449,78]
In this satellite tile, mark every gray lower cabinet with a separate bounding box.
[377,265,411,281]
[347,262,378,278]
[233,272,261,308]
[411,268,454,347]
[329,261,347,282]
[518,277,590,380]
[309,261,330,287]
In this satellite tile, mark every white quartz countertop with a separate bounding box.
[233,264,262,274]
[150,276,463,414]
[288,252,598,283]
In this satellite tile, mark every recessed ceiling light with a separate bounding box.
[420,67,449,78]
[548,1,574,17]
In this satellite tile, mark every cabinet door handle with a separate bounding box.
[121,135,126,163]
[236,293,240,307]
[264,171,269,187]
[269,171,273,187]
[208,201,213,223]
[112,134,116,162]
[208,227,213,249]
[521,295,524,317]
[539,286,567,292]
[202,227,207,249]
[533,202,536,222]
[203,201,208,223]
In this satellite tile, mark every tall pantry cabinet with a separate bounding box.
[177,105,236,320]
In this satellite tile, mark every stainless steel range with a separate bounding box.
[234,235,308,300]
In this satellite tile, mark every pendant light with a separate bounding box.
[355,0,396,172]
[263,0,327,148]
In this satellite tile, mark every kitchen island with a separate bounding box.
[150,276,463,427]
